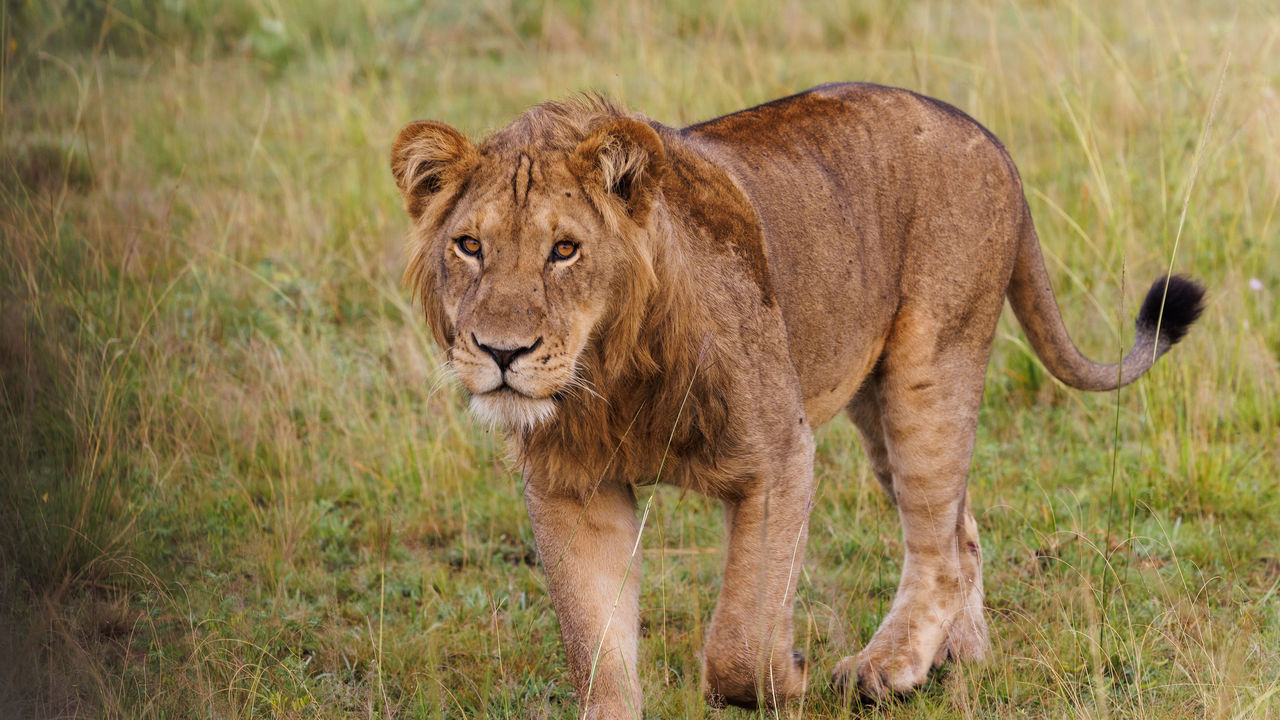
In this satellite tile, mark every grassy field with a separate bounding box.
[2,0,1278,718]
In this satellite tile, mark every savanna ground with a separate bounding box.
[2,1,1278,718]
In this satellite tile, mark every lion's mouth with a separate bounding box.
[468,386,558,430]
[492,382,533,398]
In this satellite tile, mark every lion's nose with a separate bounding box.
[473,334,543,373]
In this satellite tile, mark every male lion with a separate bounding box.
[391,83,1204,716]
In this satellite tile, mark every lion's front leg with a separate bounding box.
[525,479,643,720]
[702,438,813,709]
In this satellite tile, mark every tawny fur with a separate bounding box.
[391,83,1204,718]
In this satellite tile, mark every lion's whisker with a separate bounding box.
[428,360,459,396]
[563,374,606,404]
[564,357,609,405]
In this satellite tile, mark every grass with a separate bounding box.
[1,0,1277,717]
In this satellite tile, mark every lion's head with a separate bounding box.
[392,100,668,430]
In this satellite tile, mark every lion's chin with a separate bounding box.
[469,390,557,431]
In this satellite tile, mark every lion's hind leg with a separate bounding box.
[939,500,988,665]
[833,314,992,700]
[846,378,896,502]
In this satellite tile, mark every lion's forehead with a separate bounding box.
[456,154,597,248]
[470,147,578,200]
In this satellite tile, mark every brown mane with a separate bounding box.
[481,95,627,154]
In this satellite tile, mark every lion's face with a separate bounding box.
[392,112,666,430]
[428,158,626,429]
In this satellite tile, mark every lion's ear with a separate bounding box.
[391,121,477,219]
[571,118,667,222]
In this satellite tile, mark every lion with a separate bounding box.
[390,83,1204,717]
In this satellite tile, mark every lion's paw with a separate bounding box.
[703,650,807,709]
[831,640,929,702]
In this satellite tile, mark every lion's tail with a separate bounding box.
[1006,205,1205,392]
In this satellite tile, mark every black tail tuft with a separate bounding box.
[1136,274,1206,346]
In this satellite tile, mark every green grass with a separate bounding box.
[2,0,1277,717]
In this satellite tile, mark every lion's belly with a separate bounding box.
[781,270,896,427]
[800,358,881,426]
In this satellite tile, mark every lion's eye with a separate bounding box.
[455,236,481,257]
[549,240,578,262]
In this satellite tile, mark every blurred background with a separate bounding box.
[1,1,1276,717]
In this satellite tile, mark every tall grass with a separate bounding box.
[2,0,1277,717]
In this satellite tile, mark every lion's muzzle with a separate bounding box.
[451,332,567,430]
